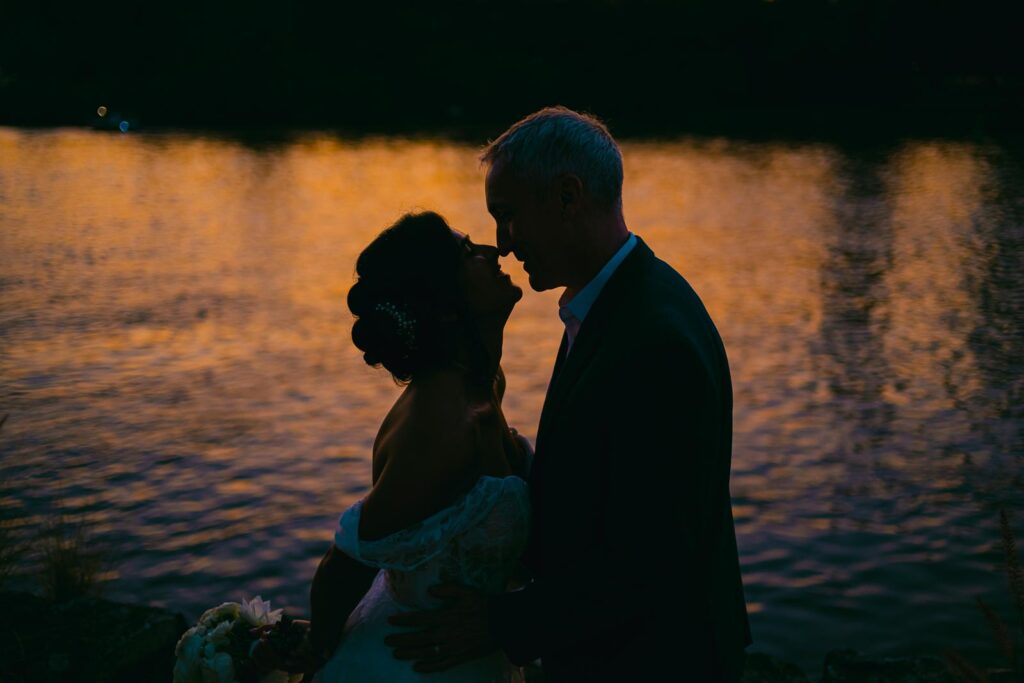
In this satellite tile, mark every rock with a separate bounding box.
[1,590,188,683]
[987,671,1019,683]
[822,649,958,683]
[743,652,812,682]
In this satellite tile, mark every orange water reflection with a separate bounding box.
[1,129,1021,672]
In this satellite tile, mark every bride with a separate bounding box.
[264,211,531,682]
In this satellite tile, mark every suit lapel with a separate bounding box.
[535,238,654,447]
[550,332,570,388]
[536,331,568,445]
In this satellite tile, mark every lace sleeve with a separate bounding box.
[333,476,528,571]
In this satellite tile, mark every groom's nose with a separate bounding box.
[496,223,513,257]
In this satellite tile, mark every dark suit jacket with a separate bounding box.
[489,237,751,682]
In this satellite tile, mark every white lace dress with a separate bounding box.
[313,475,530,683]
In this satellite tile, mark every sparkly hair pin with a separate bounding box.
[374,302,417,350]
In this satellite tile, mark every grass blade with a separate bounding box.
[999,509,1024,633]
[944,649,990,683]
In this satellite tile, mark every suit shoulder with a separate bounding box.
[627,252,730,377]
[632,258,712,330]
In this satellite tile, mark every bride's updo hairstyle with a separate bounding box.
[347,211,465,383]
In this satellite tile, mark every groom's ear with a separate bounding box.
[557,174,583,217]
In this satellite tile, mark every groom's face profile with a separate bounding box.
[486,160,568,293]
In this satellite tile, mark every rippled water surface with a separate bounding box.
[1,128,1022,673]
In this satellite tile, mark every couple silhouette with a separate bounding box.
[269,106,751,683]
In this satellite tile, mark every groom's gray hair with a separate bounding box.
[481,106,624,212]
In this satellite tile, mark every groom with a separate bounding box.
[387,107,751,681]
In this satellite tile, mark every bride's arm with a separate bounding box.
[493,365,533,477]
[307,543,379,667]
[494,365,507,403]
[501,423,533,479]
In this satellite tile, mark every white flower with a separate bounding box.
[173,653,202,683]
[199,664,219,683]
[199,602,241,626]
[173,629,205,683]
[207,619,233,647]
[209,652,235,683]
[240,595,283,627]
[175,626,200,658]
[178,597,289,683]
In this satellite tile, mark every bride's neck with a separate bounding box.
[451,322,503,387]
[407,331,503,389]
[468,318,504,375]
[442,321,505,385]
[412,319,504,392]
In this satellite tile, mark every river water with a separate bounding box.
[1,128,1021,674]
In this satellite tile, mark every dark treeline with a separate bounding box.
[0,0,1021,139]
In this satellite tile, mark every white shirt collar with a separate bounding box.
[558,233,638,325]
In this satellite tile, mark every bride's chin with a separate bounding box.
[494,294,521,323]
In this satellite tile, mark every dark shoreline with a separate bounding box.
[4,0,1021,151]
[4,590,1009,683]
[5,105,1024,154]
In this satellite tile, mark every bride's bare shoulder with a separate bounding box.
[361,380,483,541]
[390,375,472,428]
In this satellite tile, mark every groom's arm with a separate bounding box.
[489,334,726,664]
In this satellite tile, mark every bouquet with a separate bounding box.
[173,596,307,683]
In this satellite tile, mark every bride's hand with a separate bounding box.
[493,365,507,403]
[507,427,533,477]
[508,428,532,459]
[279,622,331,677]
[249,625,281,671]
[250,620,327,678]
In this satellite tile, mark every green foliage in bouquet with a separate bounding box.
[945,509,1024,683]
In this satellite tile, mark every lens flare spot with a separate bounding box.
[119,121,130,133]
[96,105,108,117]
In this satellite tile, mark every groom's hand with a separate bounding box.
[385,583,497,673]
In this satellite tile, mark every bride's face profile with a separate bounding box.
[451,229,522,318]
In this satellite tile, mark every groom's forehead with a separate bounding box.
[484,164,505,197]
[486,164,531,202]
[484,174,508,212]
